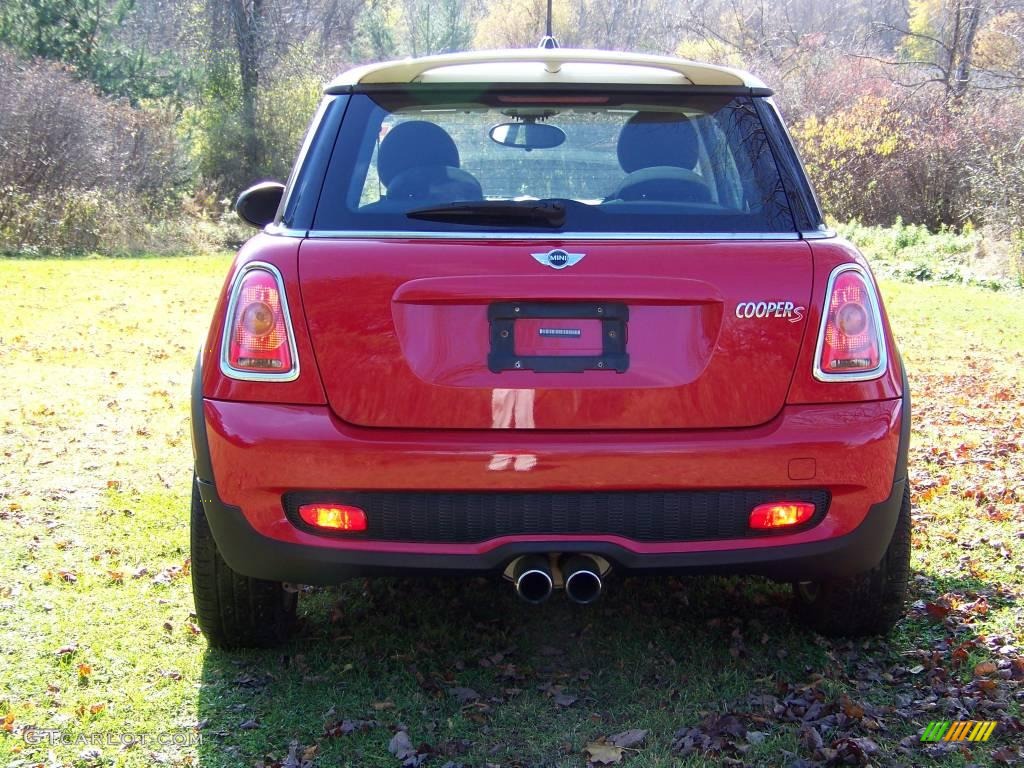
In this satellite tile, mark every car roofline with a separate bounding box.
[324,48,767,91]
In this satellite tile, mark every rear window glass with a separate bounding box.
[312,91,795,234]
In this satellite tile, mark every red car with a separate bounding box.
[190,49,910,648]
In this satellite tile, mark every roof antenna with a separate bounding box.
[538,0,559,48]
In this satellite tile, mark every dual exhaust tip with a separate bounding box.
[513,554,604,605]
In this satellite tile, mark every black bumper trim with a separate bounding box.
[197,475,905,585]
[191,348,214,484]
[283,488,830,544]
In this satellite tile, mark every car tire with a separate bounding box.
[190,476,297,648]
[792,484,911,637]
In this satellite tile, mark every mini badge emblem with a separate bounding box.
[532,249,585,270]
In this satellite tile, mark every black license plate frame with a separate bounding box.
[487,301,629,373]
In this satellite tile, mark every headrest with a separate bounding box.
[616,112,700,173]
[378,121,460,186]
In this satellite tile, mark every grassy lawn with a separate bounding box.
[0,255,1021,768]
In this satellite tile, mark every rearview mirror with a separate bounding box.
[235,181,285,228]
[489,122,566,150]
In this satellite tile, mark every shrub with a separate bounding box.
[0,49,183,203]
[180,42,334,197]
[256,43,333,183]
[0,47,202,256]
[786,55,1024,233]
[790,93,911,225]
[0,185,243,257]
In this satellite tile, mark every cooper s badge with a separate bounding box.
[532,249,585,270]
[735,300,806,323]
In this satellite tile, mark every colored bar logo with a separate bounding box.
[921,721,997,742]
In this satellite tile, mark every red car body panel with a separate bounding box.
[202,396,902,553]
[297,238,814,430]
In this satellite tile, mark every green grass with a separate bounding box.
[0,256,1021,768]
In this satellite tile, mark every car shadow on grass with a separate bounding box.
[195,566,1022,767]
[195,573,842,767]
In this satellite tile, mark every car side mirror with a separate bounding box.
[235,181,285,228]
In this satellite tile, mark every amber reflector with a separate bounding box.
[298,504,367,532]
[748,502,815,530]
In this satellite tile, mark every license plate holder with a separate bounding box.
[487,301,629,373]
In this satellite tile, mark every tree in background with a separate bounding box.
[402,0,475,56]
[0,0,192,101]
[228,0,265,181]
[0,0,1023,256]
[353,0,475,58]
[474,0,576,48]
[474,0,675,51]
[194,0,365,190]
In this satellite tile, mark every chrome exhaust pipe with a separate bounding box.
[562,555,603,604]
[513,555,553,604]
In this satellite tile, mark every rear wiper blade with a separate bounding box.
[406,200,566,228]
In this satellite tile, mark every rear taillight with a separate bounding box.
[220,262,299,381]
[749,502,815,530]
[813,264,887,381]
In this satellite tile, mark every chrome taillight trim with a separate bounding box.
[219,261,301,382]
[812,263,888,383]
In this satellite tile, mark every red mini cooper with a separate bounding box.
[190,49,910,648]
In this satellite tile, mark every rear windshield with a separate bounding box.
[312,91,796,234]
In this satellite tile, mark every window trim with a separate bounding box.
[754,98,826,232]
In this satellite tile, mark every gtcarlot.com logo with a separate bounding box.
[921,720,997,742]
[23,729,202,747]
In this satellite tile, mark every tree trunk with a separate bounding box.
[952,2,982,99]
[230,0,263,181]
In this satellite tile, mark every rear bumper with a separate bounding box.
[192,382,909,584]
[196,473,905,583]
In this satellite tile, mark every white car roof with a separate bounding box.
[326,49,766,90]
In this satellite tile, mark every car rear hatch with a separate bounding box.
[298,237,812,430]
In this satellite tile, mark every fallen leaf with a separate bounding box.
[554,693,577,707]
[389,730,417,759]
[239,718,259,730]
[974,661,998,677]
[584,742,624,765]
[449,687,479,704]
[77,663,92,678]
[841,695,865,719]
[992,746,1022,765]
[325,717,379,737]
[609,729,647,748]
